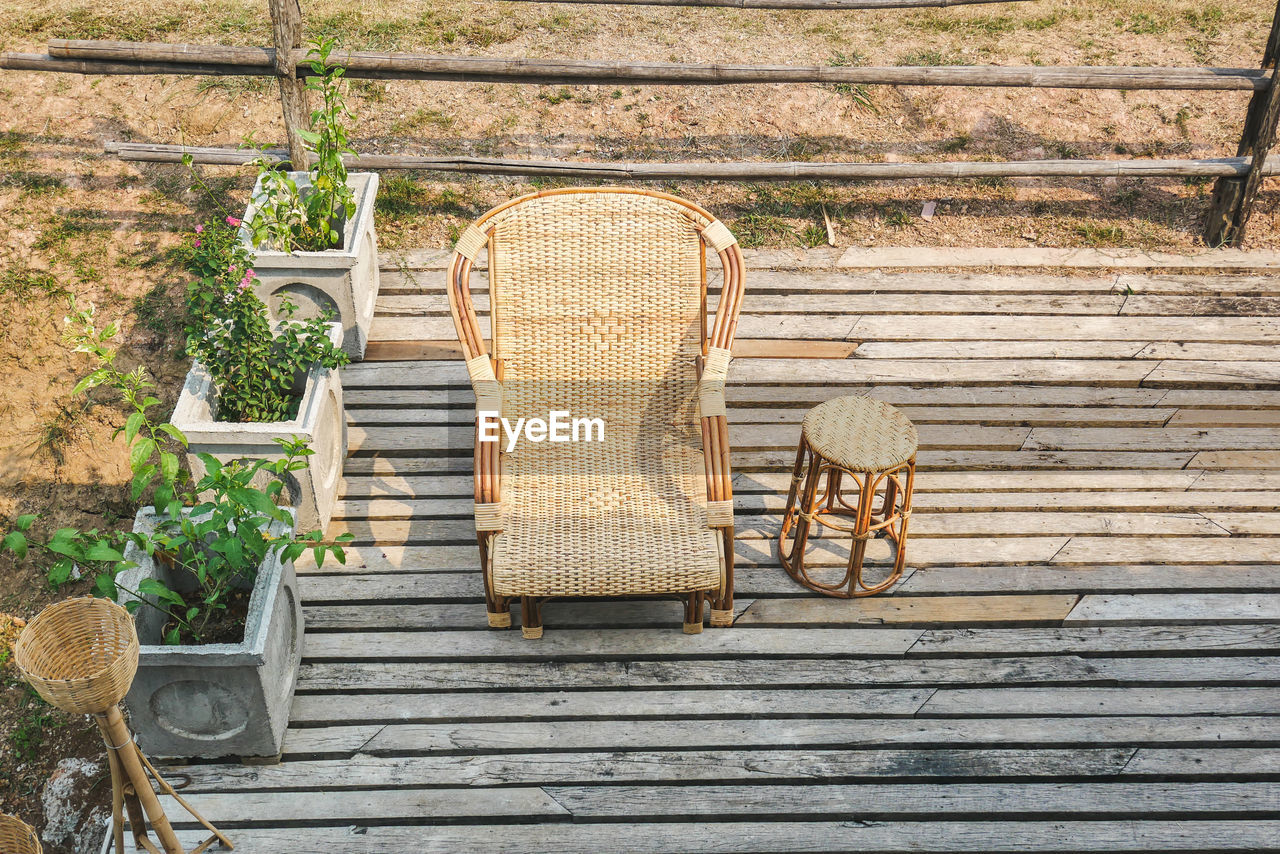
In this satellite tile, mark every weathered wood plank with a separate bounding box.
[836,245,1280,269]
[306,594,1086,631]
[383,269,1135,295]
[1065,593,1280,624]
[297,536,1102,573]
[300,628,925,659]
[1023,427,1280,451]
[157,787,566,824]
[281,686,935,722]
[1052,537,1280,565]
[281,717,1280,757]
[1169,408,1280,426]
[341,448,1197,476]
[1143,360,1280,387]
[296,563,1280,605]
[343,358,1159,388]
[302,599,754,630]
[336,470,1213,500]
[292,655,1280,696]
[854,341,1151,359]
[897,565,1280,595]
[543,782,1280,819]
[1125,748,1280,777]
[345,405,1184,428]
[167,747,1137,791]
[847,315,1280,342]
[1121,295,1280,316]
[1202,511,1280,534]
[346,384,1177,407]
[377,291,1133,316]
[328,512,1232,544]
[332,491,1280,520]
[1187,450,1280,468]
[1116,273,1280,294]
[919,686,1280,715]
[347,423,1038,454]
[736,595,1080,626]
[159,820,1280,854]
[1135,342,1280,360]
[909,624,1280,655]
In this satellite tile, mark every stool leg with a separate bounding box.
[846,471,876,596]
[780,443,822,580]
[825,467,843,512]
[881,471,899,522]
[890,458,917,582]
[778,441,808,543]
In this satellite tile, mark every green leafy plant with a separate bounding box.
[182,216,349,423]
[243,37,357,252]
[3,306,351,644]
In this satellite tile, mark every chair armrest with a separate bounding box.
[698,347,735,528]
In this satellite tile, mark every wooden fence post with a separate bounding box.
[1204,0,1280,247]
[268,0,309,169]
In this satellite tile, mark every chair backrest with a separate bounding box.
[470,189,720,427]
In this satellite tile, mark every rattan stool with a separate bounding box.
[779,396,918,597]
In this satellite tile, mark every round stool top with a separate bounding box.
[802,396,918,472]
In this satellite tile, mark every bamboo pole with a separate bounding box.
[499,0,1036,7]
[96,707,184,854]
[267,0,309,169]
[39,41,1270,90]
[0,51,258,76]
[103,143,1280,179]
[1204,0,1280,247]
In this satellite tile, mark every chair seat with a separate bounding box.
[489,446,723,598]
[491,517,722,598]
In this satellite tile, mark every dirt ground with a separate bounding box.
[0,0,1277,846]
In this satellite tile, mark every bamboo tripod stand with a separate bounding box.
[14,597,232,854]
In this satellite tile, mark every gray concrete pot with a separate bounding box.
[118,507,302,760]
[239,171,380,359]
[170,322,346,534]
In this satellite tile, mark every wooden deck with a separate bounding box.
[155,251,1280,852]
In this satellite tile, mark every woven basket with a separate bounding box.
[0,813,42,854]
[13,596,139,715]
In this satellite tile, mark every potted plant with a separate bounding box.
[236,37,379,360]
[3,308,351,759]
[171,216,349,533]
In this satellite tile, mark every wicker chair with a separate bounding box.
[447,188,745,638]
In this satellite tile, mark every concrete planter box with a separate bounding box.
[170,322,346,534]
[118,507,302,760]
[239,171,380,359]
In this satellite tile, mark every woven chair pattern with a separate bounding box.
[482,192,722,597]
[13,596,139,715]
[0,814,42,854]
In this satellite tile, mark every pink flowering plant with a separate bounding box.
[182,215,348,423]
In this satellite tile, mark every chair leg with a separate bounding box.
[710,526,735,627]
[479,534,511,628]
[521,596,544,639]
[683,591,706,634]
